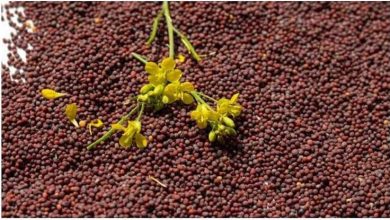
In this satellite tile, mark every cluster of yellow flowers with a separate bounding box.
[138,57,195,109]
[103,54,242,150]
[191,93,242,142]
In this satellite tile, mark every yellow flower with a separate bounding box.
[145,57,182,86]
[217,93,242,117]
[162,81,195,104]
[111,120,147,149]
[190,104,219,129]
[41,89,67,100]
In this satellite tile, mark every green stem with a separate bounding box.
[198,92,218,102]
[136,102,145,121]
[173,27,201,62]
[191,91,217,113]
[190,91,206,105]
[146,10,163,46]
[132,52,148,64]
[87,103,140,150]
[163,1,174,58]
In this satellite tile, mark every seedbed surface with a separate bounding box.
[2,2,390,217]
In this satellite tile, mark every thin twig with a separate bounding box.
[132,52,148,64]
[149,175,167,188]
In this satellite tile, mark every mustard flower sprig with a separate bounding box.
[86,1,241,150]
[132,52,242,143]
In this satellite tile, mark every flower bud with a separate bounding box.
[222,116,235,128]
[162,95,170,104]
[138,94,149,102]
[208,131,216,142]
[140,84,154,94]
[153,84,164,96]
[226,127,237,136]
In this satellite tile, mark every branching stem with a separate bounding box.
[191,91,208,105]
[87,103,140,150]
[198,92,218,102]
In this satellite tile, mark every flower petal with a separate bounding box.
[135,133,148,149]
[180,82,195,92]
[230,106,242,117]
[90,119,104,127]
[231,93,239,103]
[176,54,186,63]
[166,69,182,82]
[119,134,132,148]
[197,120,208,129]
[182,93,194,105]
[190,110,199,120]
[162,85,177,103]
[65,103,79,127]
[161,57,175,71]
[209,111,220,122]
[129,121,141,133]
[41,89,67,100]
[148,74,164,86]
[164,82,178,96]
[111,123,125,131]
[145,62,159,75]
[88,119,104,135]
